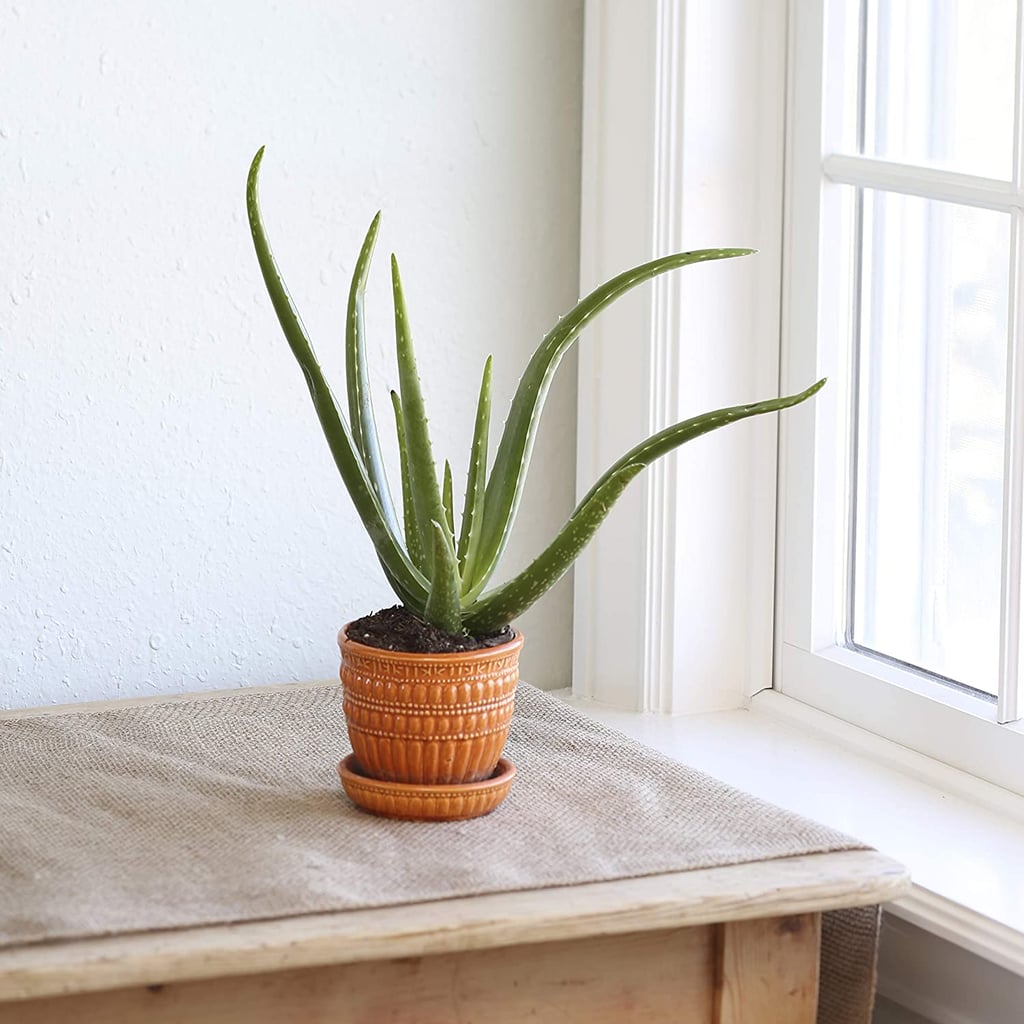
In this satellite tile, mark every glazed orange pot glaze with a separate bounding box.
[338,626,523,785]
[337,755,516,820]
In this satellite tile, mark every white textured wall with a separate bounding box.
[1,0,583,707]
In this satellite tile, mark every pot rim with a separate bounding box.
[338,622,523,663]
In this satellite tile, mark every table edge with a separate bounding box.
[0,848,909,1002]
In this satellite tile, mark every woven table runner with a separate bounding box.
[0,682,880,1022]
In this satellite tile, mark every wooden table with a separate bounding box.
[0,847,908,1023]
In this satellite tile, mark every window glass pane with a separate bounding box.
[862,0,1017,180]
[852,190,1009,695]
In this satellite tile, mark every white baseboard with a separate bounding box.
[877,914,1024,1024]
[873,996,933,1024]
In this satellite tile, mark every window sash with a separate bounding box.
[778,0,1024,791]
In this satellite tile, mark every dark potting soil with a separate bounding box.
[345,605,515,654]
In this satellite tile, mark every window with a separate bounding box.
[573,0,1024,796]
[779,0,1024,793]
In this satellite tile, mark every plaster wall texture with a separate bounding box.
[0,0,583,708]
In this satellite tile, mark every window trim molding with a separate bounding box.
[573,0,788,713]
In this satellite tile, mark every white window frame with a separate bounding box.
[573,0,1024,798]
[572,0,788,715]
[777,0,1024,796]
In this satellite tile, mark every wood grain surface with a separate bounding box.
[0,849,906,1003]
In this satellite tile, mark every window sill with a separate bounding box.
[553,687,1024,978]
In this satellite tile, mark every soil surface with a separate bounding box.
[345,605,514,654]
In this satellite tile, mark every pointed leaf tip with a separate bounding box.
[249,146,266,178]
[346,208,399,536]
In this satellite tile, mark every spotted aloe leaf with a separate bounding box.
[391,255,448,571]
[424,520,462,635]
[390,390,425,573]
[457,356,492,580]
[462,247,756,601]
[345,212,400,537]
[442,460,455,541]
[246,148,428,608]
[462,379,826,635]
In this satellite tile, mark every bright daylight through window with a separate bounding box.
[779,0,1024,790]
[850,3,1015,698]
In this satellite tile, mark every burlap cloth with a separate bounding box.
[0,683,880,1021]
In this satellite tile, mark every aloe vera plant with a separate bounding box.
[246,148,824,638]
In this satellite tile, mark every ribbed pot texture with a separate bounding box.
[338,625,523,785]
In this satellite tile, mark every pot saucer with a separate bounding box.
[338,755,515,822]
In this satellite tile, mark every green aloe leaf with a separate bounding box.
[424,520,463,634]
[457,355,492,579]
[346,212,400,536]
[442,460,455,540]
[391,254,448,563]
[462,378,825,634]
[390,390,425,576]
[466,248,755,600]
[246,147,428,608]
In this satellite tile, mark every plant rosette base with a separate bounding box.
[338,622,523,812]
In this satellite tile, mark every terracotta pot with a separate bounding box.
[338,625,523,785]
